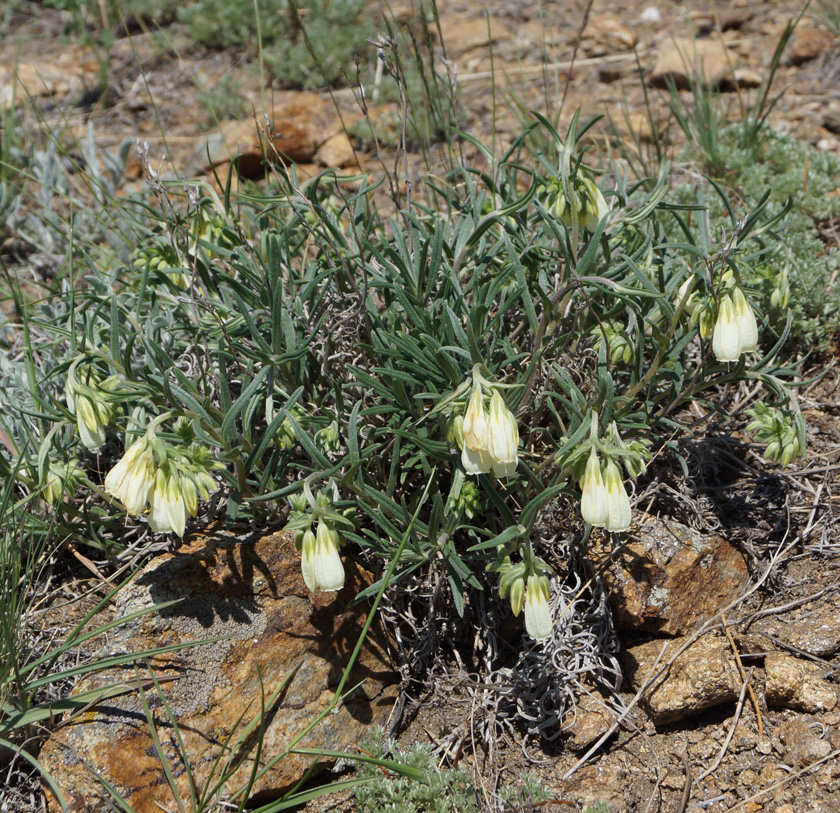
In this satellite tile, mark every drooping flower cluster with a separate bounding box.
[713,287,758,363]
[579,449,632,532]
[300,520,345,593]
[541,172,610,233]
[104,426,217,536]
[284,485,353,595]
[496,551,553,640]
[455,376,519,477]
[677,275,760,364]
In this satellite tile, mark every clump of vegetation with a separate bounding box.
[354,728,480,813]
[179,0,375,89]
[671,124,840,348]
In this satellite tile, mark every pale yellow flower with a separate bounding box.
[487,390,518,477]
[301,521,345,593]
[462,385,488,451]
[524,575,552,640]
[580,449,608,527]
[104,438,155,515]
[148,469,187,537]
[603,460,632,532]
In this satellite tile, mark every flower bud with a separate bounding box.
[148,467,187,537]
[509,578,525,617]
[731,287,758,353]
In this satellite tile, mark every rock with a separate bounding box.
[786,28,835,66]
[591,514,749,636]
[201,119,265,177]
[640,7,662,24]
[583,13,639,57]
[767,606,840,657]
[648,36,733,89]
[734,68,763,89]
[563,693,616,751]
[623,634,741,725]
[315,132,357,169]
[40,530,398,812]
[0,46,99,109]
[199,91,343,175]
[823,112,840,135]
[764,653,839,713]
[774,717,833,767]
[436,16,511,54]
[557,761,627,811]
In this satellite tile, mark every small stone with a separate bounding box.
[817,138,840,152]
[563,693,616,750]
[774,717,832,767]
[765,653,839,713]
[623,634,741,725]
[584,13,639,55]
[756,736,773,755]
[745,803,763,812]
[438,16,511,53]
[640,6,662,24]
[786,28,835,66]
[734,68,762,89]
[315,132,357,169]
[648,36,733,90]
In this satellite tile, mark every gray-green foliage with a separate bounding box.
[178,0,375,89]
[354,729,479,813]
[672,124,840,347]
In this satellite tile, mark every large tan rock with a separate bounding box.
[0,46,99,109]
[623,634,741,725]
[765,653,840,714]
[40,530,397,812]
[199,91,346,176]
[648,36,733,89]
[591,514,749,636]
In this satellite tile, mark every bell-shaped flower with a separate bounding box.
[523,575,552,640]
[487,390,519,477]
[148,467,187,537]
[580,449,609,527]
[731,287,758,353]
[713,294,740,362]
[105,438,156,515]
[603,460,632,532]
[462,385,489,451]
[301,521,345,593]
[713,289,758,362]
[461,444,493,475]
[579,177,609,232]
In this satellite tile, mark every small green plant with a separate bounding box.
[178,0,375,90]
[354,728,479,813]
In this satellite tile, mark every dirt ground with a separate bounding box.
[3,0,840,811]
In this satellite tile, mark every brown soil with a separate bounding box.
[2,1,840,811]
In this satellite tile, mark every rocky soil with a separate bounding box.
[3,0,840,811]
